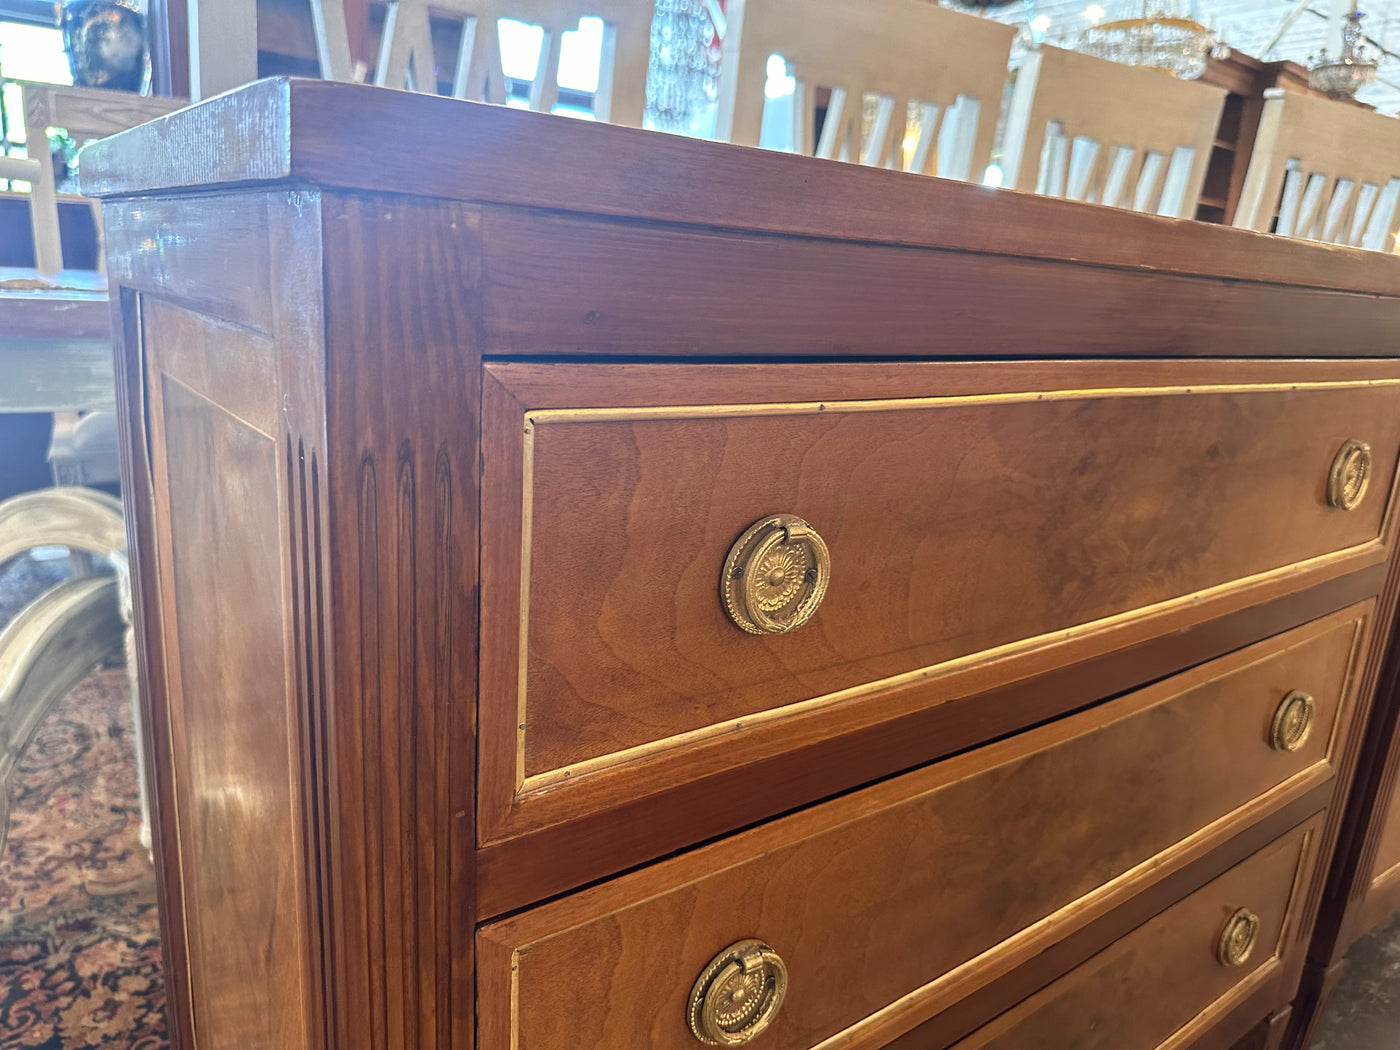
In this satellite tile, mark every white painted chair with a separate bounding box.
[0,83,180,486]
[373,0,654,126]
[1235,88,1400,252]
[0,80,183,277]
[1001,45,1225,218]
[716,0,1015,180]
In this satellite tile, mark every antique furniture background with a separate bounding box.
[0,80,182,276]
[1001,44,1226,217]
[715,0,1015,179]
[81,76,1400,1050]
[1195,52,1326,225]
[0,487,127,855]
[1233,87,1400,251]
[371,0,653,120]
[0,81,183,491]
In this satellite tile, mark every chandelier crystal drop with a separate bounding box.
[1309,10,1379,100]
[1077,1,1216,81]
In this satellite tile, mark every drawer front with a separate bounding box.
[479,360,1400,839]
[477,606,1369,1050]
[950,816,1322,1050]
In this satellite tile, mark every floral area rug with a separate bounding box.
[0,555,167,1048]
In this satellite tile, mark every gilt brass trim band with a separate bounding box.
[722,515,830,635]
[687,940,789,1046]
[1217,908,1260,967]
[525,378,1400,427]
[1270,690,1316,752]
[1329,440,1373,511]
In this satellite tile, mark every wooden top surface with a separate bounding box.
[79,76,1400,297]
[0,267,109,338]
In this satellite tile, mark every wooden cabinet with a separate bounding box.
[80,78,1400,1050]
[949,817,1324,1050]
[479,612,1367,1049]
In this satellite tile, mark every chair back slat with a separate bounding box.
[716,0,1015,180]
[7,82,183,277]
[1002,45,1224,218]
[1235,89,1400,252]
[373,0,652,127]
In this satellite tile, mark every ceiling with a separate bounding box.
[958,1,1400,114]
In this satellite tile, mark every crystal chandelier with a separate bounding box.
[1309,10,1378,100]
[1078,2,1216,81]
[646,0,721,135]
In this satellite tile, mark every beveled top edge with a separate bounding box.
[78,77,292,199]
[78,76,1400,297]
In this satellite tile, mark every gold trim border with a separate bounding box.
[513,379,1400,793]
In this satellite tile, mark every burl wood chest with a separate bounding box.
[80,77,1400,1050]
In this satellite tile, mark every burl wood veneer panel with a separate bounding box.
[952,817,1322,1050]
[480,359,1400,840]
[478,607,1368,1050]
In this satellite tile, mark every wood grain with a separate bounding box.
[950,818,1321,1050]
[478,358,1400,841]
[141,313,312,1050]
[475,207,1400,361]
[319,192,483,1050]
[104,191,337,1050]
[478,609,1368,1050]
[84,75,1400,1050]
[474,569,1385,918]
[883,789,1330,1050]
[77,78,1400,299]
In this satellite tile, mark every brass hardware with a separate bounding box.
[1328,440,1372,510]
[1217,909,1260,968]
[722,515,830,635]
[1270,691,1316,753]
[687,940,788,1046]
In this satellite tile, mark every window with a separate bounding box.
[0,15,72,190]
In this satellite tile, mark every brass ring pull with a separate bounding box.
[687,940,788,1046]
[1270,690,1316,752]
[1217,908,1260,968]
[1328,440,1372,510]
[722,515,830,635]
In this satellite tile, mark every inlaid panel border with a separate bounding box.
[477,361,1400,848]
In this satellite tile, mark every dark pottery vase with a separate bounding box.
[59,0,148,92]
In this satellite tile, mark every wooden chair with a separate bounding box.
[0,488,129,859]
[716,0,1015,180]
[0,80,183,276]
[373,0,654,125]
[1235,88,1400,252]
[1001,46,1226,218]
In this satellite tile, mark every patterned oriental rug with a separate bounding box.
[0,655,168,1048]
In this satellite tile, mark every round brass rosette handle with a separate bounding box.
[1270,690,1316,753]
[687,940,788,1046]
[1328,440,1373,511]
[1217,908,1261,968]
[722,515,830,635]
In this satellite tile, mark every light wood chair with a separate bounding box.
[0,488,129,859]
[373,0,654,126]
[1001,46,1226,218]
[0,80,183,276]
[716,0,1015,180]
[1235,88,1400,252]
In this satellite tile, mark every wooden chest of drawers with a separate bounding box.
[81,78,1400,1050]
